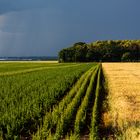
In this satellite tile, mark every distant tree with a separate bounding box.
[59,49,66,62]
[75,45,87,62]
[58,40,140,62]
[129,43,140,61]
[74,42,86,46]
[86,49,95,62]
[121,52,132,62]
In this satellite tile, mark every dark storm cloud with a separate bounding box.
[0,0,49,15]
[0,0,140,56]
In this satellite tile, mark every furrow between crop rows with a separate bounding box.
[32,64,105,140]
[33,66,96,140]
[32,66,93,140]
[73,67,98,139]
[64,66,100,140]
[90,65,102,140]
[52,68,94,140]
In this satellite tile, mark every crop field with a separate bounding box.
[0,62,105,140]
[1,62,139,140]
[102,63,140,140]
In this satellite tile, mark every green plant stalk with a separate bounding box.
[90,65,102,140]
[53,67,96,140]
[74,66,99,136]
[32,66,96,140]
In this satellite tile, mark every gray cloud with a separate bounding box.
[0,0,140,56]
[0,0,49,15]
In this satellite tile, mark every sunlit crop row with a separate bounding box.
[33,64,104,140]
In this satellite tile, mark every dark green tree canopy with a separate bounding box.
[59,40,140,62]
[121,52,132,62]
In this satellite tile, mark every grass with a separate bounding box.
[102,63,140,140]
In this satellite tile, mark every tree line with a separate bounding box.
[58,40,140,62]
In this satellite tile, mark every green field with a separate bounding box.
[0,62,104,140]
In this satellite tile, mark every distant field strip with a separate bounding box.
[102,63,140,140]
[0,62,77,71]
[0,63,81,76]
[0,63,95,139]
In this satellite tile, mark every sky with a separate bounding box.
[0,0,140,56]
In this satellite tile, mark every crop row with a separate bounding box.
[53,67,94,140]
[32,64,103,140]
[74,66,98,137]
[32,66,97,140]
[33,64,104,140]
[64,66,101,140]
[65,65,103,140]
[90,65,102,140]
[0,63,94,139]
